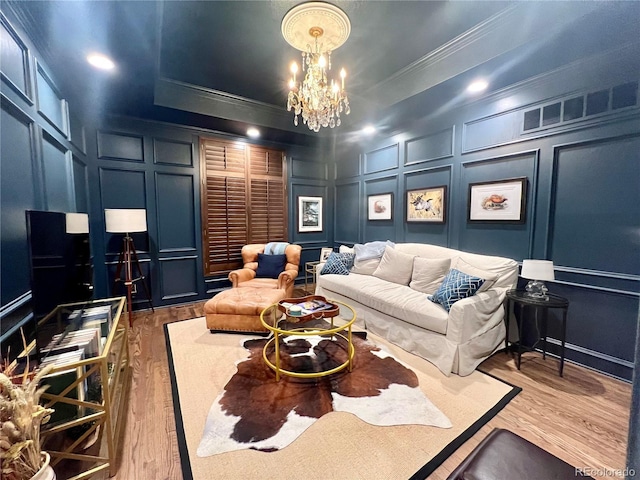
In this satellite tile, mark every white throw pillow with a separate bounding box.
[372,246,416,285]
[339,245,354,254]
[452,257,499,293]
[409,257,451,295]
[351,243,382,275]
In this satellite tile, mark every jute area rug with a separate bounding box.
[165,317,520,480]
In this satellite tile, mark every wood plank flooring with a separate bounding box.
[111,291,631,480]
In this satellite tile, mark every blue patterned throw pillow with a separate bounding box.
[320,252,355,275]
[429,268,485,311]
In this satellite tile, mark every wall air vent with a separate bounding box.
[522,80,638,133]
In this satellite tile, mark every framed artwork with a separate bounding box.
[468,177,527,223]
[298,196,323,232]
[367,193,393,221]
[320,248,333,262]
[406,186,447,223]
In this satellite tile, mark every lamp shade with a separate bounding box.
[65,212,89,234]
[520,260,555,281]
[105,209,147,233]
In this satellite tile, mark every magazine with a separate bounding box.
[281,299,334,316]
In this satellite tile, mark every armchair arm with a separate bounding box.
[228,268,256,287]
[446,289,507,345]
[277,268,298,290]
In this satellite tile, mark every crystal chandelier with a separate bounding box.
[281,2,351,132]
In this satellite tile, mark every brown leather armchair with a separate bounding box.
[228,243,302,297]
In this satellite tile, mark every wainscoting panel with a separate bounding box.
[35,62,67,136]
[0,13,32,103]
[155,172,196,252]
[0,100,36,305]
[105,257,152,308]
[459,152,537,259]
[72,155,88,213]
[334,182,360,244]
[291,158,327,180]
[153,138,193,166]
[41,131,72,212]
[335,151,360,179]
[97,131,144,162]
[364,143,399,174]
[99,167,148,255]
[68,110,85,154]
[405,126,454,165]
[364,176,399,241]
[550,135,640,275]
[158,256,198,300]
[403,166,451,245]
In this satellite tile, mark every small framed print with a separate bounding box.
[406,186,446,223]
[468,177,527,223]
[298,196,323,232]
[367,193,393,221]
[320,248,333,262]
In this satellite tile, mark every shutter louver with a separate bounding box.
[201,138,286,276]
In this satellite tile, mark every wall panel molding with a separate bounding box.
[35,60,67,136]
[405,126,455,165]
[291,158,327,180]
[158,255,198,300]
[0,12,33,104]
[153,137,193,166]
[154,172,196,252]
[364,143,399,174]
[97,131,145,162]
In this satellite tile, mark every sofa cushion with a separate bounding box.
[318,273,449,334]
[452,257,499,293]
[320,252,355,275]
[409,257,451,295]
[373,246,416,285]
[255,253,286,279]
[429,268,485,311]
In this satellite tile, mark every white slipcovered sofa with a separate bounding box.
[315,243,518,376]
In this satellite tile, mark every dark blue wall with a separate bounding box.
[1,10,89,316]
[87,116,328,308]
[330,43,640,380]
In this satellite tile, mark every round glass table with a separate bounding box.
[259,297,356,381]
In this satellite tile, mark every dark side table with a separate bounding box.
[505,289,569,376]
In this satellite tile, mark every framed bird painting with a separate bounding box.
[406,186,446,223]
[468,177,527,223]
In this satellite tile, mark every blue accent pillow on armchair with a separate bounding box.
[428,268,485,311]
[255,253,287,279]
[320,252,355,275]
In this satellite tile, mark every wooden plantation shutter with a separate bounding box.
[200,138,287,276]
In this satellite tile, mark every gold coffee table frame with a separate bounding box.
[259,300,356,381]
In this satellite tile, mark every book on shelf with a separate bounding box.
[68,305,112,337]
[40,349,86,425]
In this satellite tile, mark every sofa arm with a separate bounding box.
[228,268,256,287]
[446,289,506,345]
[277,269,298,290]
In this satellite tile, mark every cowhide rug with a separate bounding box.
[197,333,451,457]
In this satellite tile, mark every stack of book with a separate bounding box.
[39,328,102,425]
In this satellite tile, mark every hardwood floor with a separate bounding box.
[112,290,631,480]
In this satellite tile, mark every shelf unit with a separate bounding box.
[37,297,129,479]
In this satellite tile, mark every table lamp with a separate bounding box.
[520,259,555,299]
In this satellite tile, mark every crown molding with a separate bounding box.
[364,2,603,109]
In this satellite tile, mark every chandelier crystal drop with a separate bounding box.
[286,32,350,132]
[281,2,351,132]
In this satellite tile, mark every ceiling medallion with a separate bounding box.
[282,2,351,132]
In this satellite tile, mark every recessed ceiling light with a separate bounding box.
[247,127,260,138]
[467,80,488,93]
[87,53,115,71]
[362,125,376,135]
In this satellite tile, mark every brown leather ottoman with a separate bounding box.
[204,287,286,333]
[447,428,594,480]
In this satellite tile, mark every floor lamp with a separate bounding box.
[105,209,154,326]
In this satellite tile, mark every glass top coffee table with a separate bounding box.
[259,296,356,381]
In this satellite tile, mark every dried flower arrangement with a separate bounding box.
[1,357,54,480]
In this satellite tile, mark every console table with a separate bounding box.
[505,289,569,376]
